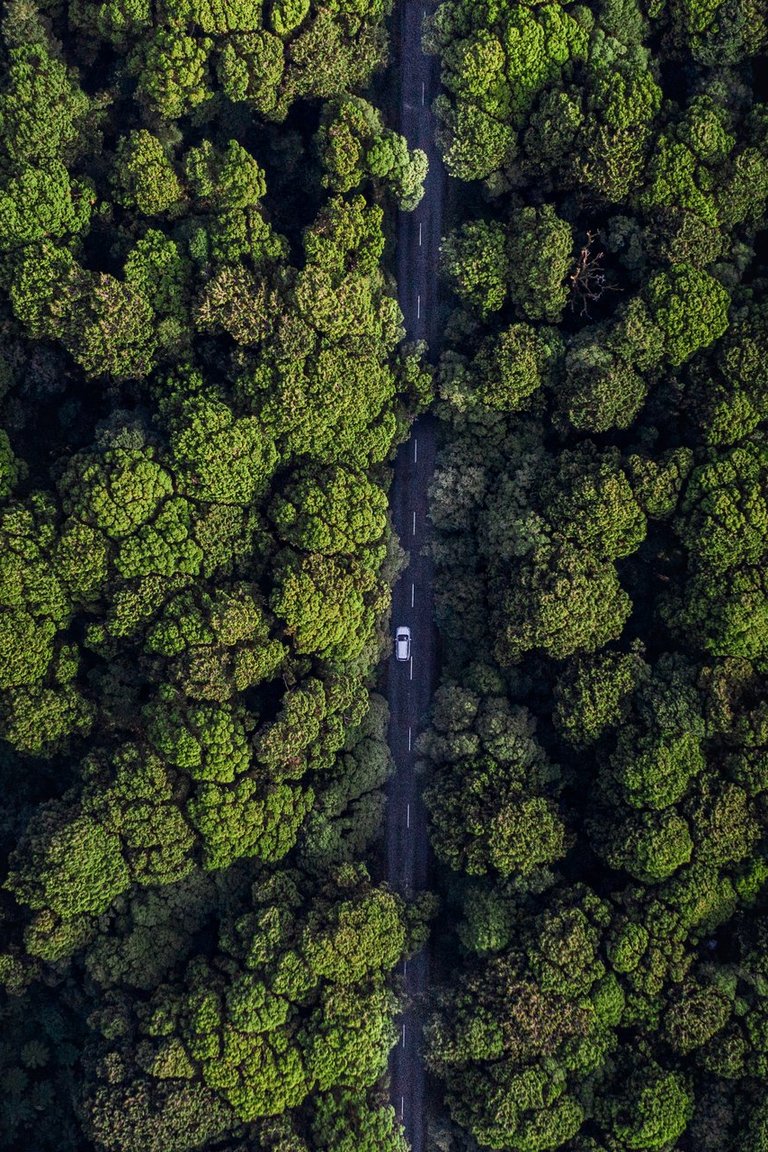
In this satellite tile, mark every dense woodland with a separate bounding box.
[0,1,434,1149]
[422,0,768,1149]
[2,0,768,1149]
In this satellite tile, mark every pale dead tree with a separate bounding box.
[568,231,619,316]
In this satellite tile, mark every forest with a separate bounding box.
[422,0,768,1148]
[0,0,432,1148]
[0,0,767,1150]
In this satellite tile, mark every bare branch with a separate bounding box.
[568,231,619,317]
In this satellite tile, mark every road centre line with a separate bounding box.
[412,511,416,535]
[404,958,408,976]
[401,1096,405,1119]
[414,439,418,464]
[402,1023,406,1048]
[411,582,415,607]
[408,726,412,751]
[417,294,421,320]
[421,81,425,105]
[418,221,422,246]
[407,803,411,829]
[410,656,414,681]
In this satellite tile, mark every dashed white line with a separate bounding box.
[402,1023,406,1048]
[407,803,411,829]
[400,1095,405,1119]
[408,726,412,751]
[418,222,423,247]
[421,81,426,105]
[409,656,414,681]
[411,582,415,608]
[417,294,421,321]
[404,958,408,977]
[412,511,416,535]
[414,438,418,464]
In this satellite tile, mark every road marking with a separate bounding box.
[404,958,408,976]
[411,581,415,608]
[408,726,412,751]
[402,1023,406,1048]
[417,294,421,321]
[418,222,423,247]
[412,511,416,535]
[400,1096,405,1119]
[421,81,425,106]
[409,656,413,681]
[407,803,411,829]
[414,439,418,464]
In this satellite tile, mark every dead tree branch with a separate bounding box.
[568,231,619,316]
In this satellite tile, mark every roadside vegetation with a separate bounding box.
[0,2,431,1149]
[422,0,768,1148]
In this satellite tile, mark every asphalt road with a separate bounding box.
[385,3,446,1150]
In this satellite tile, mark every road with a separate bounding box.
[385,3,446,1151]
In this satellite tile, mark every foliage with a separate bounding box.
[0,4,419,1151]
[426,0,768,1146]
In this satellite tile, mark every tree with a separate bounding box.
[83,1080,238,1152]
[0,607,57,691]
[576,49,661,201]
[471,323,562,412]
[675,442,768,574]
[112,130,186,217]
[441,219,509,316]
[507,204,573,323]
[70,274,158,379]
[0,429,24,499]
[553,649,645,749]
[560,341,649,433]
[426,751,567,877]
[0,495,70,692]
[144,689,252,783]
[215,31,285,113]
[645,264,730,367]
[0,162,92,250]
[423,695,566,877]
[318,96,427,209]
[167,391,278,505]
[592,807,694,882]
[270,552,376,663]
[146,584,285,702]
[494,539,632,663]
[125,230,191,352]
[663,980,731,1053]
[426,945,607,1152]
[11,246,158,379]
[598,1062,692,1149]
[269,465,388,557]
[544,443,647,562]
[0,43,91,166]
[137,30,213,120]
[6,806,130,945]
[558,299,664,433]
[312,1092,408,1152]
[59,442,172,540]
[68,0,153,48]
[184,139,266,210]
[80,869,407,1143]
[194,266,276,345]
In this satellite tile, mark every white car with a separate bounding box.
[395,626,411,661]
